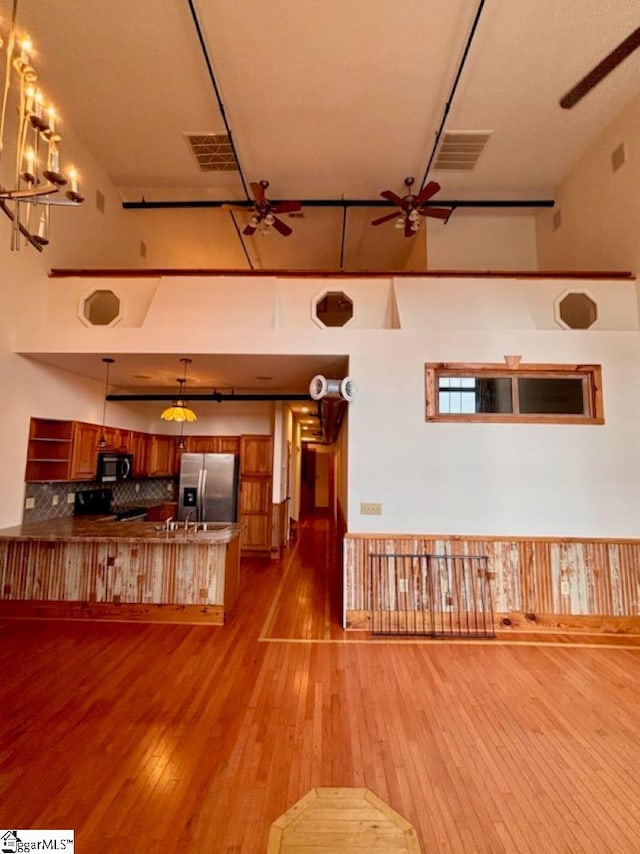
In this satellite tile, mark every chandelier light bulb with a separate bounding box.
[20,36,32,66]
[410,220,420,232]
[394,216,404,229]
[249,215,259,228]
[409,209,419,221]
[265,213,275,225]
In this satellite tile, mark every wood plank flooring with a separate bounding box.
[1,515,639,852]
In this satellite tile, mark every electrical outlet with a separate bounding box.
[67,492,75,504]
[135,483,140,493]
[52,495,59,506]
[360,502,382,515]
[25,497,35,509]
[166,482,172,492]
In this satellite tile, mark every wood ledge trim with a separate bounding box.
[344,532,640,545]
[49,268,635,281]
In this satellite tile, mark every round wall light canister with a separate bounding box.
[309,374,358,402]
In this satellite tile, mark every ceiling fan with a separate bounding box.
[560,25,640,109]
[371,177,451,237]
[242,180,301,236]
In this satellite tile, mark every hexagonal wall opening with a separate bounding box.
[313,290,354,328]
[557,292,597,330]
[83,289,122,326]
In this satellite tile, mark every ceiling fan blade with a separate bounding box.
[416,181,441,205]
[371,211,400,226]
[380,190,404,206]
[243,223,258,236]
[404,218,414,238]
[272,200,301,214]
[560,26,640,108]
[250,181,266,203]
[272,216,293,237]
[422,207,451,220]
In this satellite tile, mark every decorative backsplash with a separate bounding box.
[23,478,176,523]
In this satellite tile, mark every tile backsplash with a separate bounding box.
[23,478,176,522]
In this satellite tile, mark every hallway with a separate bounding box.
[1,516,639,852]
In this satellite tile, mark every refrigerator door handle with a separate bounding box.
[200,469,207,522]
[196,466,204,522]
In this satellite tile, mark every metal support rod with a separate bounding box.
[186,0,250,200]
[227,208,254,269]
[419,0,487,190]
[339,205,347,270]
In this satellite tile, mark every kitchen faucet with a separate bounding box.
[184,510,195,529]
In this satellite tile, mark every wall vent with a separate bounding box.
[611,142,626,172]
[185,133,238,171]
[553,208,562,231]
[433,130,493,171]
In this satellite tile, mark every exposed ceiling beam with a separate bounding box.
[107,393,312,402]
[123,198,554,211]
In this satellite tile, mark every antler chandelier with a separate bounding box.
[0,0,83,251]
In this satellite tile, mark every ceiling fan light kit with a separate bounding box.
[371,177,452,237]
[238,180,301,238]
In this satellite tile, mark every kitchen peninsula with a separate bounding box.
[0,518,243,624]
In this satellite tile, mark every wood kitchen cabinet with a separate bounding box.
[186,435,241,454]
[25,418,75,482]
[99,426,130,452]
[69,421,101,481]
[147,434,177,477]
[146,502,178,522]
[239,435,273,553]
[129,431,149,477]
[240,435,273,475]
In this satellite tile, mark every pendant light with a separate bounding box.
[97,357,114,450]
[160,358,197,423]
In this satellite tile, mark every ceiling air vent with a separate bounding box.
[184,133,238,172]
[433,130,493,171]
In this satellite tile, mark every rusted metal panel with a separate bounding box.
[345,534,640,618]
[0,538,228,606]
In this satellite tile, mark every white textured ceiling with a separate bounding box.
[3,0,639,272]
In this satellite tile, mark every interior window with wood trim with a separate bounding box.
[425,363,604,424]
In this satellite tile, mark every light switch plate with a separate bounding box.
[67,492,75,504]
[52,495,59,506]
[25,497,35,510]
[360,502,382,515]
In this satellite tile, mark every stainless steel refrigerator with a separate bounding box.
[177,453,239,522]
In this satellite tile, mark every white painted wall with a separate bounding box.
[427,211,538,271]
[347,328,640,537]
[536,92,640,276]
[4,271,640,540]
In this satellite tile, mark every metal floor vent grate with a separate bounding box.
[434,130,493,171]
[185,133,238,171]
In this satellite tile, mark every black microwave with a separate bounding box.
[97,452,133,483]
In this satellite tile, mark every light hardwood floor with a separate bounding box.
[1,515,639,852]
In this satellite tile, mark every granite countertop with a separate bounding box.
[0,517,243,544]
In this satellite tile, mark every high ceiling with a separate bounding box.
[5,0,640,271]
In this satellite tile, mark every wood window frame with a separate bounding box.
[425,362,604,424]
